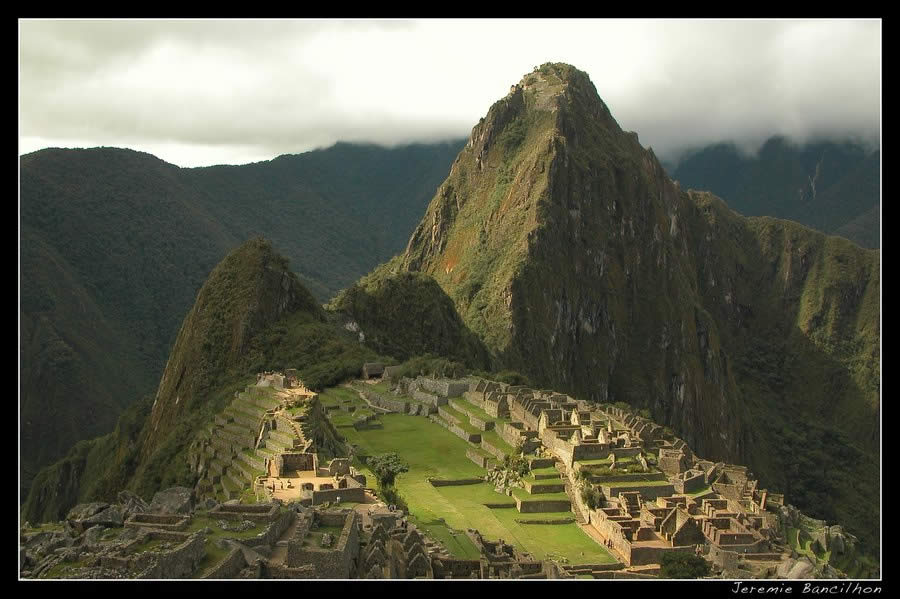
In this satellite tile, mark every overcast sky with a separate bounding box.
[19,19,881,168]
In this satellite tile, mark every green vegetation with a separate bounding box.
[580,486,603,510]
[340,409,612,564]
[380,354,471,381]
[367,453,410,488]
[329,271,491,369]
[659,552,712,578]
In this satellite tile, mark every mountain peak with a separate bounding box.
[140,237,322,459]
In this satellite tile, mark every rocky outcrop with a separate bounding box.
[149,487,194,515]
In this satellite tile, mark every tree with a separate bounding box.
[367,453,409,488]
[659,552,712,579]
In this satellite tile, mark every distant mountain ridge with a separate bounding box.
[19,140,465,498]
[668,137,880,248]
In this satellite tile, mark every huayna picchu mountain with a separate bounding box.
[343,63,880,551]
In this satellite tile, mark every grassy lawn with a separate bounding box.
[335,409,614,565]
[342,413,484,480]
[511,487,571,501]
[530,466,560,476]
[319,386,367,408]
[186,515,269,541]
[366,381,393,394]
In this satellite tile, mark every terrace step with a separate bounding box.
[226,408,262,430]
[221,476,241,500]
[225,469,246,491]
[264,438,291,453]
[237,450,266,473]
[255,446,276,459]
[231,399,269,419]
[266,429,296,447]
[523,480,567,494]
[214,414,233,427]
[231,458,262,483]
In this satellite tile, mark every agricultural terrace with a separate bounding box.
[321,387,616,565]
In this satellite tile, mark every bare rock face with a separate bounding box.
[82,525,106,549]
[148,487,193,515]
[83,505,125,528]
[777,556,816,579]
[118,490,150,516]
[66,502,110,533]
[66,502,109,523]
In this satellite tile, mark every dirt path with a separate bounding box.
[346,383,391,413]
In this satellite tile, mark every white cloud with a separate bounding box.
[19,19,881,167]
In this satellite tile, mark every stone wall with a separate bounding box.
[286,511,360,577]
[363,390,408,413]
[266,563,318,578]
[528,458,556,470]
[629,545,693,567]
[468,414,495,431]
[601,483,676,500]
[467,449,496,469]
[433,558,482,579]
[571,442,614,462]
[311,486,366,506]
[280,452,315,473]
[417,378,469,398]
[480,439,508,460]
[428,478,484,487]
[462,391,485,408]
[417,390,447,408]
[201,545,247,579]
[437,406,461,425]
[673,471,706,494]
[250,510,294,547]
[515,498,572,513]
[134,533,206,579]
[210,503,279,523]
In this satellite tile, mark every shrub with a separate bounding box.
[494,370,530,386]
[367,453,409,488]
[503,454,530,478]
[659,552,712,579]
[580,486,603,510]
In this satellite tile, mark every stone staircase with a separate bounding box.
[619,492,642,518]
